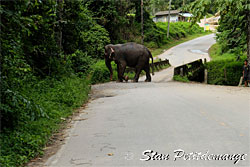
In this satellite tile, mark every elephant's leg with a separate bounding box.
[117,61,126,82]
[133,67,141,82]
[144,64,151,82]
[133,68,138,82]
[134,56,149,82]
[116,64,122,82]
[120,61,127,80]
[133,64,144,82]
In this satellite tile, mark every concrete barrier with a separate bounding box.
[174,59,205,82]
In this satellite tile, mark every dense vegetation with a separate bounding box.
[146,21,203,48]
[206,44,247,86]
[186,0,250,86]
[0,0,207,166]
[0,1,107,166]
[173,75,190,82]
[187,0,250,63]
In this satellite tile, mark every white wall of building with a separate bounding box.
[155,14,179,23]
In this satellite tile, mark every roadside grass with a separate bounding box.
[209,43,236,61]
[150,31,213,57]
[173,75,190,82]
[0,76,91,166]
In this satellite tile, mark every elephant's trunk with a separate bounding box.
[105,58,113,80]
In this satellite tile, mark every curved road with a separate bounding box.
[157,34,215,67]
[44,34,250,167]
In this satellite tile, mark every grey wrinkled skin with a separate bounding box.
[104,43,154,82]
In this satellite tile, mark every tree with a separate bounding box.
[187,0,250,64]
[84,0,134,43]
[0,0,110,129]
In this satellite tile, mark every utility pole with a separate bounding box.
[167,0,172,38]
[141,0,144,44]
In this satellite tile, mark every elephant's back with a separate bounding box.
[118,43,150,67]
[118,43,148,54]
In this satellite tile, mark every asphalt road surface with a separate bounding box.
[45,34,250,167]
[157,34,215,67]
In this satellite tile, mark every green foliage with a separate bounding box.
[209,44,236,61]
[79,24,110,59]
[0,0,211,166]
[187,0,249,56]
[90,61,117,84]
[0,88,47,129]
[144,22,203,48]
[85,0,137,43]
[1,2,104,165]
[0,0,110,125]
[208,43,222,60]
[206,44,247,85]
[89,61,143,84]
[1,0,110,77]
[224,62,244,85]
[70,50,94,74]
[206,60,243,86]
[0,76,90,166]
[173,75,190,82]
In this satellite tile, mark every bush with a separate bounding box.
[206,43,247,86]
[206,60,243,86]
[224,62,243,85]
[173,75,190,82]
[79,24,110,59]
[90,61,118,84]
[145,22,204,48]
[70,50,94,74]
[0,76,90,166]
[90,61,111,84]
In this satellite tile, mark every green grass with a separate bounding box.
[150,31,213,57]
[209,43,236,61]
[173,75,190,82]
[0,76,91,166]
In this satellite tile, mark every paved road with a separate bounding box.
[144,34,215,83]
[157,33,215,67]
[45,35,250,167]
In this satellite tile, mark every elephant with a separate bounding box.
[104,42,154,82]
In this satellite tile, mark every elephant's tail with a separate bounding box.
[148,49,154,75]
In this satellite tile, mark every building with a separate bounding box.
[153,10,193,23]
